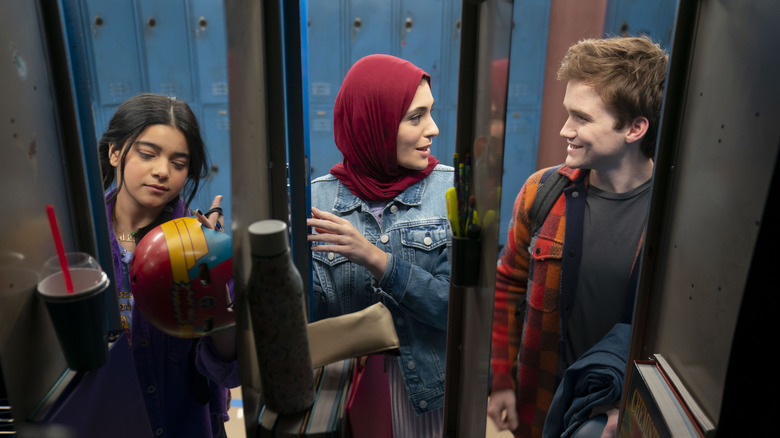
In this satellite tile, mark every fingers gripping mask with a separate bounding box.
[130,217,234,338]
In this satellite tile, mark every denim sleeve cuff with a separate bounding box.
[196,336,241,388]
[377,253,413,302]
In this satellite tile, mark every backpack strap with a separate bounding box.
[529,166,572,236]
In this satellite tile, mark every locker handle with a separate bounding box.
[92,15,103,39]
[351,17,362,40]
[402,17,413,43]
[197,16,208,39]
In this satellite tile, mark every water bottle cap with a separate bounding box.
[248,220,290,257]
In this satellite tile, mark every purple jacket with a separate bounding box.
[105,189,240,438]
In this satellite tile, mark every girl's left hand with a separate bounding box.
[195,195,224,232]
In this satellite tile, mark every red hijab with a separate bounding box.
[330,54,439,201]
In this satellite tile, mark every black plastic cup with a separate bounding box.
[37,266,110,371]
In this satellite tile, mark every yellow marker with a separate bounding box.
[445,187,461,237]
[482,209,496,227]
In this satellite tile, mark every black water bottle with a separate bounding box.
[247,220,315,413]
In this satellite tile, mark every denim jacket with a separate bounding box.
[310,164,453,414]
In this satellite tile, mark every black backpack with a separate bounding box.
[528,166,572,236]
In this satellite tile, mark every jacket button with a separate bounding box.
[397,318,405,326]
[407,361,416,370]
[327,252,335,261]
[423,236,433,246]
[569,249,576,257]
[535,247,541,255]
[139,338,149,347]
[380,234,389,244]
[390,205,398,214]
[156,428,164,436]
[147,385,156,394]
[571,191,580,198]
[419,400,428,409]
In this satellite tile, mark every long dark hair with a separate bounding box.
[99,93,209,240]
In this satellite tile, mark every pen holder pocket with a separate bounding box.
[450,237,481,287]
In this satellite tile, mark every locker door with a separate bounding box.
[398,0,444,88]
[436,2,462,165]
[194,105,232,231]
[439,1,461,110]
[137,0,193,101]
[307,0,343,107]
[347,0,393,64]
[398,0,451,161]
[499,110,540,239]
[498,0,552,245]
[188,0,231,230]
[604,0,677,48]
[306,0,343,178]
[189,0,230,104]
[308,105,340,178]
[83,0,144,105]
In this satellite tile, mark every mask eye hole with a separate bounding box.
[198,263,211,286]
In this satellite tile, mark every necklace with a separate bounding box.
[115,230,137,243]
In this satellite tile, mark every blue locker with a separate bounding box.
[498,0,552,245]
[306,0,343,108]
[188,0,231,227]
[137,0,194,101]
[437,0,462,166]
[499,110,541,242]
[305,0,461,180]
[347,0,394,64]
[399,0,459,165]
[83,0,144,105]
[190,0,230,104]
[308,104,339,178]
[194,104,232,229]
[604,0,678,49]
[398,0,444,86]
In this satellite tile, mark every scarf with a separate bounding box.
[330,54,439,201]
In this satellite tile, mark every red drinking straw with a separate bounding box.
[46,204,74,294]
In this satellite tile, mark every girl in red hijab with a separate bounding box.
[308,54,453,436]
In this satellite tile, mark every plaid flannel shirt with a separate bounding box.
[491,165,584,438]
